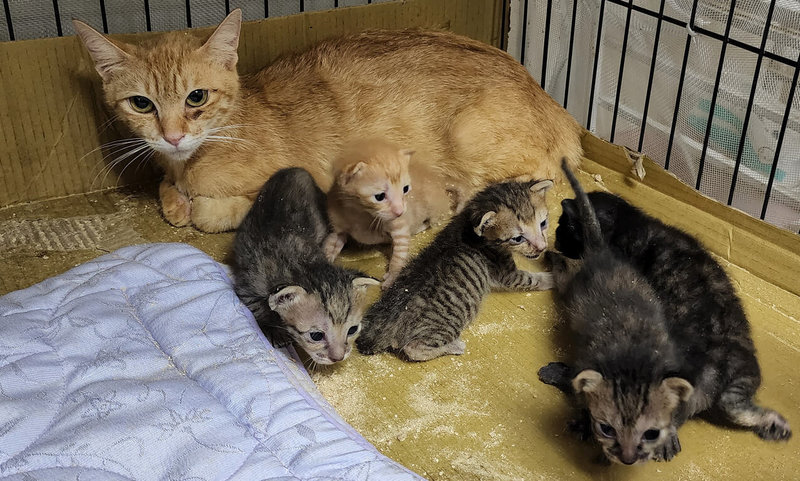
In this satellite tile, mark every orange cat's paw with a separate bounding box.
[159,181,191,227]
[191,195,252,233]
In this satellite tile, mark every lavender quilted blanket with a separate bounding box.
[0,243,422,480]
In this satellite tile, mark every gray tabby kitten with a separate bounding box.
[356,178,554,361]
[233,167,379,365]
[541,167,791,460]
[541,160,693,465]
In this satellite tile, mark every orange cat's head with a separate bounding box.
[332,139,413,222]
[73,10,243,163]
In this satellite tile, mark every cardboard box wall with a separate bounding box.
[1,1,798,479]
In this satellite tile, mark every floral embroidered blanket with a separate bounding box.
[0,243,421,480]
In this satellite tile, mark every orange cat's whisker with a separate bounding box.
[86,140,149,187]
[80,138,146,165]
[205,135,256,148]
[96,114,121,135]
[117,146,155,181]
[94,143,152,188]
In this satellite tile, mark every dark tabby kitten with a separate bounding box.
[233,167,379,365]
[356,178,554,361]
[546,187,791,445]
[541,160,693,465]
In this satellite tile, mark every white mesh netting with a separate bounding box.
[515,0,800,232]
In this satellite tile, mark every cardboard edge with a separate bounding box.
[581,132,800,297]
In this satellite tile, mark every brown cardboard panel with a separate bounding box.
[0,0,502,208]
[581,133,800,297]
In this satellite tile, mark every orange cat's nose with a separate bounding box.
[164,133,185,147]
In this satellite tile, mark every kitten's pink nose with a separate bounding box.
[163,132,185,147]
[390,203,405,217]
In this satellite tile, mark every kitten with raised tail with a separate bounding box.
[73,9,583,232]
[356,178,554,361]
[541,159,694,465]
[324,138,451,288]
[543,184,791,449]
[233,167,379,365]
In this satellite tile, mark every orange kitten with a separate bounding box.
[74,9,583,233]
[324,139,450,288]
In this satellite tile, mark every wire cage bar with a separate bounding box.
[0,1,391,41]
[517,0,800,233]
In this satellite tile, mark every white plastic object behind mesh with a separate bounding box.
[513,0,800,233]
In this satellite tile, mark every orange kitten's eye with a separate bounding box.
[403,185,410,194]
[129,96,154,113]
[186,89,208,107]
[374,193,386,202]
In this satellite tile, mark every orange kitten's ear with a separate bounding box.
[339,162,366,185]
[529,179,554,195]
[202,8,242,70]
[72,20,131,81]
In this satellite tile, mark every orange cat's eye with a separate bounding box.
[129,96,154,113]
[186,89,208,107]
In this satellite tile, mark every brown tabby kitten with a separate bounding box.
[324,138,451,288]
[73,9,583,233]
[233,167,380,365]
[541,160,692,465]
[356,178,554,361]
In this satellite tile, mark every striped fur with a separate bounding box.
[233,168,379,365]
[544,174,791,459]
[541,162,696,465]
[324,138,450,288]
[356,178,554,361]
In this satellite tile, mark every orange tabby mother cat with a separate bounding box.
[74,9,583,233]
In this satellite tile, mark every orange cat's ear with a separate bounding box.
[202,8,242,70]
[72,20,131,81]
[339,162,366,185]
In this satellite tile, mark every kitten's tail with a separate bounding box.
[561,158,603,249]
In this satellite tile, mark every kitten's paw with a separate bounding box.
[444,338,466,355]
[538,362,574,393]
[403,338,465,361]
[381,270,399,290]
[534,272,555,290]
[323,232,346,262]
[159,181,191,227]
[755,410,792,441]
[191,195,252,233]
[654,428,681,461]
